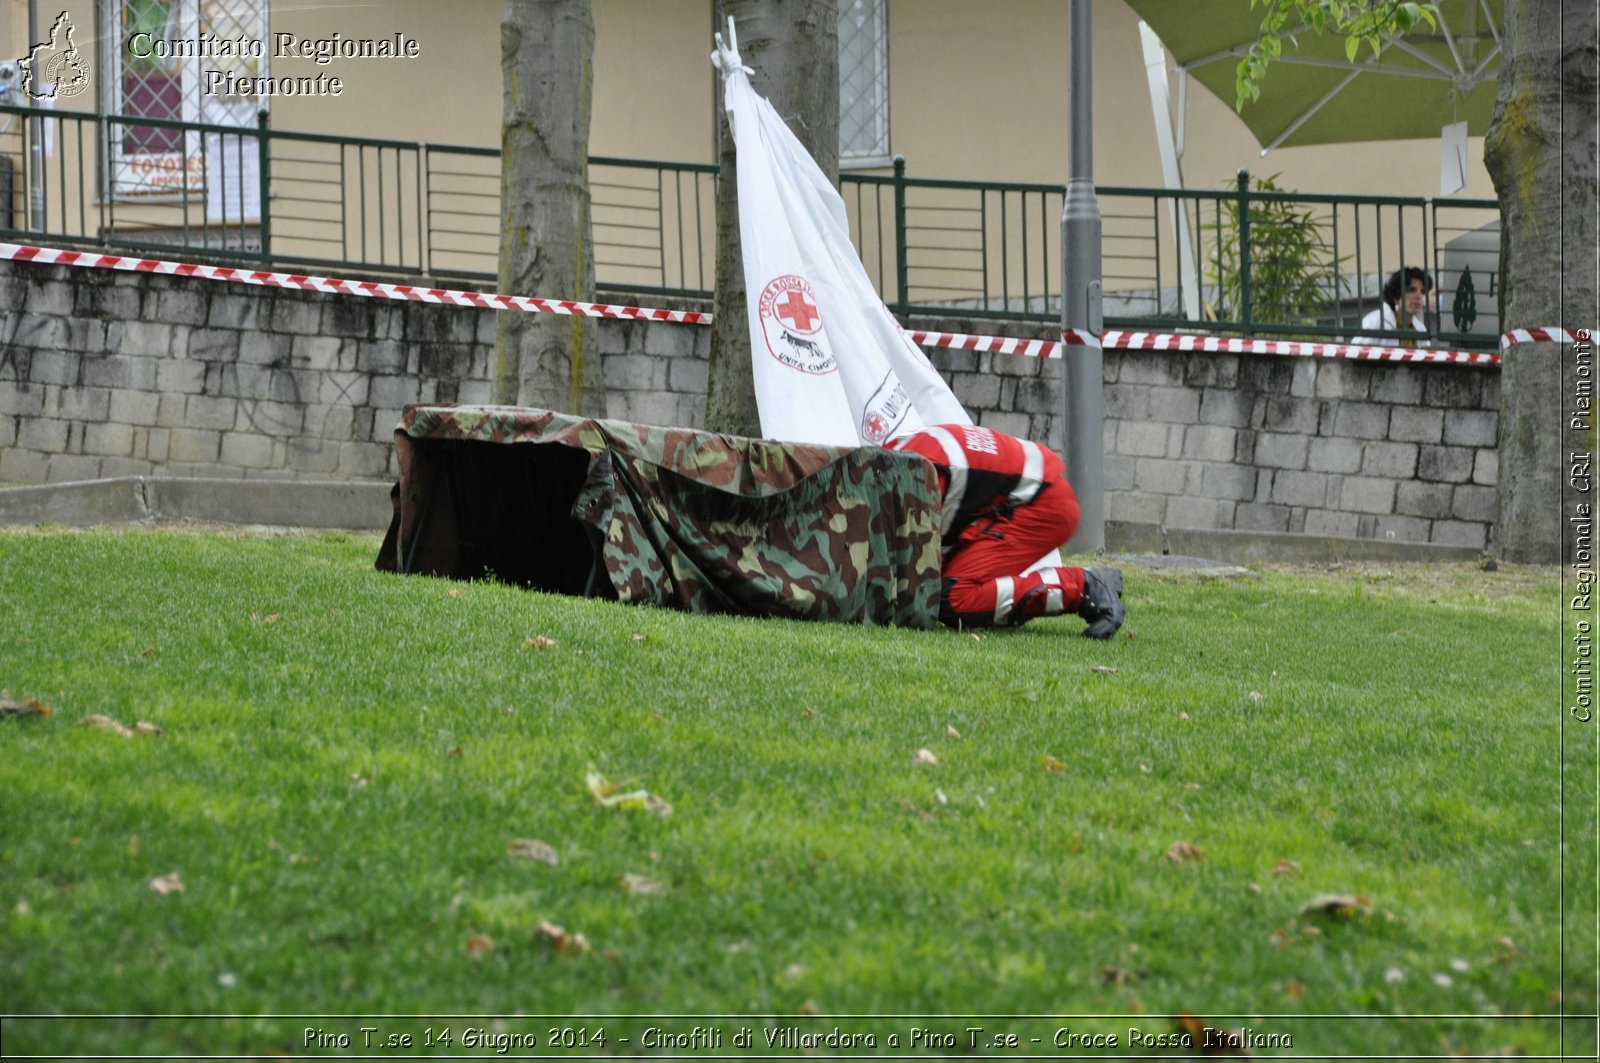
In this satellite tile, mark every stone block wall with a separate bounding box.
[0,259,1499,548]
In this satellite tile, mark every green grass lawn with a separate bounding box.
[0,527,1592,1059]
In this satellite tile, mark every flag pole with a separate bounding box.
[1061,0,1104,552]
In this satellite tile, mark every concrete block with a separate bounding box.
[208,296,261,331]
[83,354,159,391]
[154,288,209,326]
[1331,401,1391,439]
[337,441,393,479]
[1473,449,1498,486]
[81,421,135,457]
[220,433,278,469]
[992,351,1043,378]
[156,359,207,396]
[1234,502,1291,532]
[931,349,980,375]
[23,280,76,315]
[998,378,1018,410]
[1199,388,1254,427]
[1134,457,1195,495]
[265,295,323,335]
[144,477,392,528]
[603,354,664,391]
[1103,454,1136,492]
[1146,386,1200,423]
[184,395,240,431]
[143,428,171,462]
[238,332,292,367]
[1236,357,1294,394]
[642,323,697,358]
[952,373,1002,410]
[1117,419,1170,458]
[1371,514,1432,543]
[292,334,347,369]
[1117,352,1185,386]
[1308,436,1362,474]
[1270,470,1331,507]
[368,375,422,410]
[1452,484,1499,523]
[188,328,240,362]
[1388,405,1444,443]
[977,410,1030,439]
[1424,371,1482,408]
[1181,424,1237,462]
[1431,519,1488,549]
[1340,476,1397,514]
[27,347,80,386]
[13,315,71,353]
[64,317,110,354]
[1479,373,1501,409]
[1311,360,1366,400]
[0,417,13,449]
[1367,366,1424,404]
[1254,432,1310,470]
[18,417,69,453]
[619,390,688,429]
[46,454,103,483]
[1395,481,1454,519]
[1013,378,1056,415]
[0,383,47,417]
[1361,441,1419,478]
[1303,508,1359,538]
[1164,494,1234,530]
[0,477,149,522]
[0,448,49,484]
[54,386,110,422]
[168,428,222,464]
[1289,360,1318,398]
[76,279,143,318]
[457,379,493,405]
[1259,396,1320,434]
[1417,445,1474,483]
[321,300,375,339]
[285,438,343,474]
[419,343,472,379]
[317,372,371,407]
[269,368,317,405]
[668,357,709,395]
[98,457,155,479]
[1444,408,1498,447]
[238,399,307,436]
[1199,461,1258,501]
[1108,491,1166,524]
[1182,354,1238,389]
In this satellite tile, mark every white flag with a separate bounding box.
[713,26,970,447]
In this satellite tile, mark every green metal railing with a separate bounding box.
[0,103,1501,347]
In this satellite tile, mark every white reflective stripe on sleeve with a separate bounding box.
[992,576,1016,625]
[1039,566,1063,615]
[923,426,969,536]
[1009,440,1047,505]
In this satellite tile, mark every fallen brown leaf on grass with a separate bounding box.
[1271,859,1303,877]
[1101,964,1136,985]
[523,635,557,650]
[80,714,133,738]
[584,770,673,816]
[629,632,648,643]
[946,724,961,739]
[1247,690,1266,702]
[1165,841,1205,865]
[621,872,666,896]
[0,692,52,719]
[447,588,466,598]
[262,613,280,625]
[149,872,184,895]
[1042,755,1067,773]
[134,721,162,736]
[913,748,939,766]
[466,933,494,956]
[506,838,560,866]
[1300,893,1372,918]
[1090,665,1119,675]
[536,920,591,955]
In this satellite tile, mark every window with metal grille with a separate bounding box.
[101,0,267,196]
[838,0,888,168]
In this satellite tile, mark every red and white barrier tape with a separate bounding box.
[1500,327,1590,350]
[0,242,712,325]
[9,240,1582,369]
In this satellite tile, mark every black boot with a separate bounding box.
[1078,567,1125,639]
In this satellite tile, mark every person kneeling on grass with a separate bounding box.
[887,423,1125,638]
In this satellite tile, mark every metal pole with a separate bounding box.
[1061,0,1104,553]
[27,0,45,230]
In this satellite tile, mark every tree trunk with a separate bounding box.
[705,0,839,437]
[495,0,602,415]
[1484,0,1599,562]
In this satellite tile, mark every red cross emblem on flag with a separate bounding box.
[773,289,820,333]
[757,275,835,375]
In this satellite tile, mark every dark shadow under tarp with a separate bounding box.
[376,406,943,628]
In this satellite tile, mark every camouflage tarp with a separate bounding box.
[376,405,942,628]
